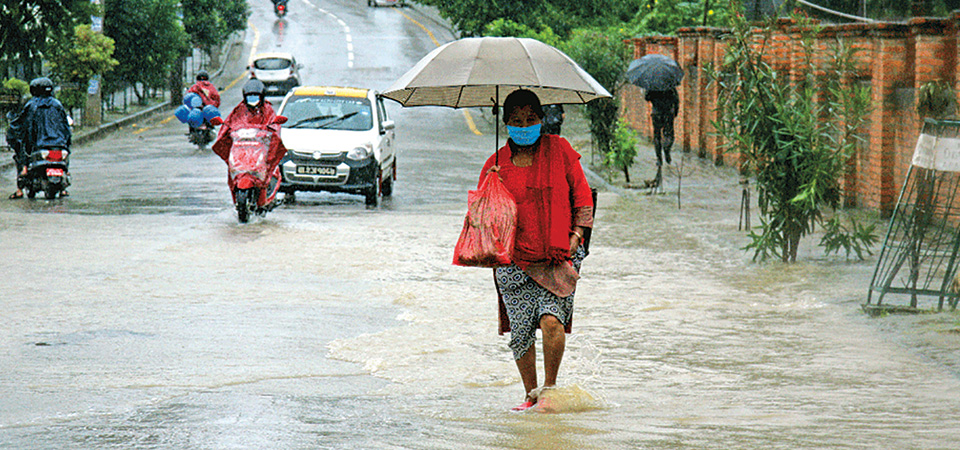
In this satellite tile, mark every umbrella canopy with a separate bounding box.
[626,54,683,91]
[382,37,611,108]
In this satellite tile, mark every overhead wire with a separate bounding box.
[793,0,876,23]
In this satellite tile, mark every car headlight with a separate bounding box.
[347,144,373,161]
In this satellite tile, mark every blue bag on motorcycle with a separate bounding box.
[174,105,191,124]
[202,105,221,122]
[187,108,204,128]
[183,92,203,109]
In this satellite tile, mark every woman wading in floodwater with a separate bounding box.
[478,89,594,411]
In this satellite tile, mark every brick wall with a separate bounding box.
[622,14,960,216]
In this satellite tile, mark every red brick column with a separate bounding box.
[906,18,956,192]
[838,23,874,207]
[620,39,647,134]
[677,28,700,155]
[867,24,911,215]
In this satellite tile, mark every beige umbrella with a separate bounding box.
[382,36,611,108]
[382,37,611,159]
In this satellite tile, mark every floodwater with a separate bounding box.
[3,1,960,449]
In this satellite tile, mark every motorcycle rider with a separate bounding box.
[211,79,286,189]
[186,70,220,108]
[6,77,72,199]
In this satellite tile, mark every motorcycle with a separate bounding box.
[22,147,70,199]
[224,123,285,223]
[274,0,288,17]
[188,121,215,148]
[176,93,221,150]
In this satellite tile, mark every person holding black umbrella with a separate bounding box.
[645,87,678,167]
[626,53,684,184]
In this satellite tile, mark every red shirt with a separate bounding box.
[480,135,593,266]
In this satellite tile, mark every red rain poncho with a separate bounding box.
[212,101,287,190]
[187,81,221,108]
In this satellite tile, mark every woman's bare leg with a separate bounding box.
[515,343,538,399]
[540,315,565,387]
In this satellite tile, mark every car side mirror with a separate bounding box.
[274,115,288,125]
[381,120,395,133]
[210,117,224,126]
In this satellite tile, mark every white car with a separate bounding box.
[367,0,406,6]
[250,52,302,96]
[277,86,397,206]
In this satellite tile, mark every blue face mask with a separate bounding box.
[507,124,542,146]
[245,95,261,107]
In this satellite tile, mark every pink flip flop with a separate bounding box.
[510,400,536,412]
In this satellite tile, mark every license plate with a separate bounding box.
[46,168,64,176]
[296,166,336,176]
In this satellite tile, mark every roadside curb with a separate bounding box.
[407,3,458,40]
[3,32,244,173]
[73,101,173,147]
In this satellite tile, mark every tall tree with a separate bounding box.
[103,0,188,102]
[0,0,93,78]
[416,0,544,37]
[181,0,249,58]
[48,24,118,112]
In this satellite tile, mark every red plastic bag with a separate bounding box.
[452,174,517,267]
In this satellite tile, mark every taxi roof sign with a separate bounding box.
[291,86,369,98]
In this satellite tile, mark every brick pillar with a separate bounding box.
[954,11,960,114]
[694,29,721,164]
[677,28,699,155]
[839,24,873,207]
[868,24,911,216]
[621,39,646,133]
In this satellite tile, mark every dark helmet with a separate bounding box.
[242,79,266,106]
[242,78,265,96]
[196,70,209,81]
[29,77,54,97]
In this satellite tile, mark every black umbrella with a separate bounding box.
[626,54,683,91]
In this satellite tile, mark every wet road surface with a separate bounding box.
[3,1,960,449]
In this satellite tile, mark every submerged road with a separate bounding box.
[3,1,960,449]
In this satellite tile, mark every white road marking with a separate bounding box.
[300,0,354,68]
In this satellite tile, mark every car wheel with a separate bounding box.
[381,168,394,197]
[364,169,381,207]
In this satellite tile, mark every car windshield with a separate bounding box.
[253,58,292,70]
[281,96,373,131]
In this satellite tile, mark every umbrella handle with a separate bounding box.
[493,88,499,167]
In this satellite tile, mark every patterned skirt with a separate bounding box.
[494,246,585,360]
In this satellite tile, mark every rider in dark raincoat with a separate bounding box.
[6,77,72,199]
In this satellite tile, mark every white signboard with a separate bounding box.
[912,133,960,172]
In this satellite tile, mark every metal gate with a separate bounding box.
[867,119,960,311]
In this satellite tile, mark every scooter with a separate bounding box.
[22,147,70,199]
[188,121,215,149]
[223,124,284,223]
[274,0,288,17]
[176,93,221,150]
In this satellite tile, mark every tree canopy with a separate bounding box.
[103,0,188,101]
[0,0,93,79]
[181,0,249,56]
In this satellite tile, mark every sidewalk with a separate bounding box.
[1,34,240,173]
